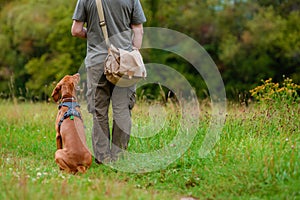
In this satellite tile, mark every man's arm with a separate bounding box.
[131,24,144,49]
[71,20,87,39]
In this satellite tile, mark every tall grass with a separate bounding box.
[0,101,179,200]
[0,97,299,199]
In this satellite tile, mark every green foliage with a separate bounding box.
[0,0,84,99]
[0,0,300,100]
[218,5,300,93]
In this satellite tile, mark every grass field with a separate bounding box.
[0,99,299,199]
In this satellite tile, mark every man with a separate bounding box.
[71,0,146,164]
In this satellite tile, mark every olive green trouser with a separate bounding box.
[86,64,135,162]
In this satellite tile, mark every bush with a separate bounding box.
[250,77,300,104]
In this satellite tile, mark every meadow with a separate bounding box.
[0,92,299,199]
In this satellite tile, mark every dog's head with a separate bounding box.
[51,73,80,102]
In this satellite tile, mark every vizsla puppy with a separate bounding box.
[51,73,92,174]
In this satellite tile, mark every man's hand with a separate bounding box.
[71,20,87,39]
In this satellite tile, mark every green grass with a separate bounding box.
[0,100,299,199]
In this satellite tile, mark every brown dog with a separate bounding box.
[51,73,92,174]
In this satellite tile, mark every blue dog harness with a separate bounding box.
[58,101,82,132]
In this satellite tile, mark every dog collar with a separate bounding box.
[61,97,76,102]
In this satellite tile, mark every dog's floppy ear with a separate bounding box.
[73,73,80,85]
[51,82,62,102]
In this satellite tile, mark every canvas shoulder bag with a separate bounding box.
[95,0,147,87]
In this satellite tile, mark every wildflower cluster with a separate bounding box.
[250,77,300,103]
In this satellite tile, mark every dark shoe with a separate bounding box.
[95,157,111,165]
[95,158,103,165]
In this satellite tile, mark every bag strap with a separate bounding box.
[95,0,110,47]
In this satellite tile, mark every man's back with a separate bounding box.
[72,0,146,67]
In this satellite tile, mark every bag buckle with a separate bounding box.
[100,21,106,26]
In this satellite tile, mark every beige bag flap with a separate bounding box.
[119,48,147,78]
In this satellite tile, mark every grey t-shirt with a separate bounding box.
[72,0,146,68]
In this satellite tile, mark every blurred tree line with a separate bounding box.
[0,0,299,100]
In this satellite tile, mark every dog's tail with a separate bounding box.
[76,165,88,174]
